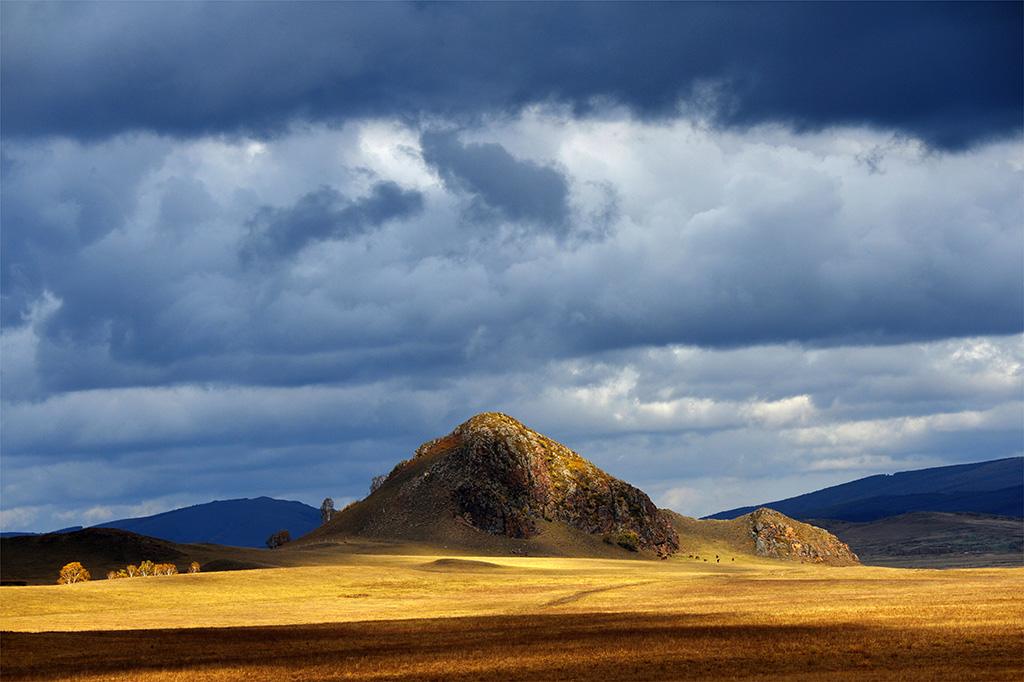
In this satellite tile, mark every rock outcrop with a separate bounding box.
[313,413,680,555]
[747,508,860,566]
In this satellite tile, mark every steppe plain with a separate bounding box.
[3,545,1022,681]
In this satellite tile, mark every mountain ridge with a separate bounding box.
[90,497,321,548]
[705,457,1023,522]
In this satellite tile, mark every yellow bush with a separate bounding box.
[57,562,90,584]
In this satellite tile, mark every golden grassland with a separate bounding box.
[2,554,1022,681]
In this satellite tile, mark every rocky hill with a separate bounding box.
[665,508,860,566]
[745,508,860,565]
[296,413,680,556]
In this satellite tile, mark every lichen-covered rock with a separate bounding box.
[404,413,680,555]
[747,508,860,566]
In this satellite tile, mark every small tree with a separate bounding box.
[125,564,139,577]
[138,560,156,577]
[369,474,387,495]
[188,561,201,574]
[58,562,90,584]
[320,497,335,524]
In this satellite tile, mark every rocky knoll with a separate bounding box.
[663,508,861,567]
[304,413,679,555]
[747,508,859,565]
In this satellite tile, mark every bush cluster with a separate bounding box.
[105,560,201,579]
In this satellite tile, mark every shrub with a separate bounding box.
[616,532,641,552]
[188,561,201,574]
[266,529,291,549]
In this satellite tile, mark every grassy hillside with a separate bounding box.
[812,512,1024,568]
[0,528,378,586]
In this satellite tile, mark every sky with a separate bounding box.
[1,1,1022,533]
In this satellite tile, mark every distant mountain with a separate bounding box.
[92,497,321,548]
[297,413,680,557]
[705,457,1023,522]
[2,526,83,538]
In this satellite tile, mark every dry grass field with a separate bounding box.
[2,554,1022,681]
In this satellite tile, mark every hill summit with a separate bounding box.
[300,413,680,555]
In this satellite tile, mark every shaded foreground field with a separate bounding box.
[4,611,1022,682]
[3,556,1022,681]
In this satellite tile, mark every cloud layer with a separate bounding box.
[1,3,1021,532]
[3,3,1020,148]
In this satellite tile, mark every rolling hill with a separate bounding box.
[810,512,1024,569]
[0,526,338,586]
[705,457,1023,522]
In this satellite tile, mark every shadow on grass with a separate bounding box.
[4,612,1022,681]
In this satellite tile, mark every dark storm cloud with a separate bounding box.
[0,135,174,326]
[242,182,424,261]
[2,2,1020,149]
[420,132,570,231]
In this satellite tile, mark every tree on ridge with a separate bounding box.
[320,498,335,524]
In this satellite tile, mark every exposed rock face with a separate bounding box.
[393,413,680,555]
[747,508,860,566]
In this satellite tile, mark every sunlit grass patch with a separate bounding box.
[2,556,1021,681]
